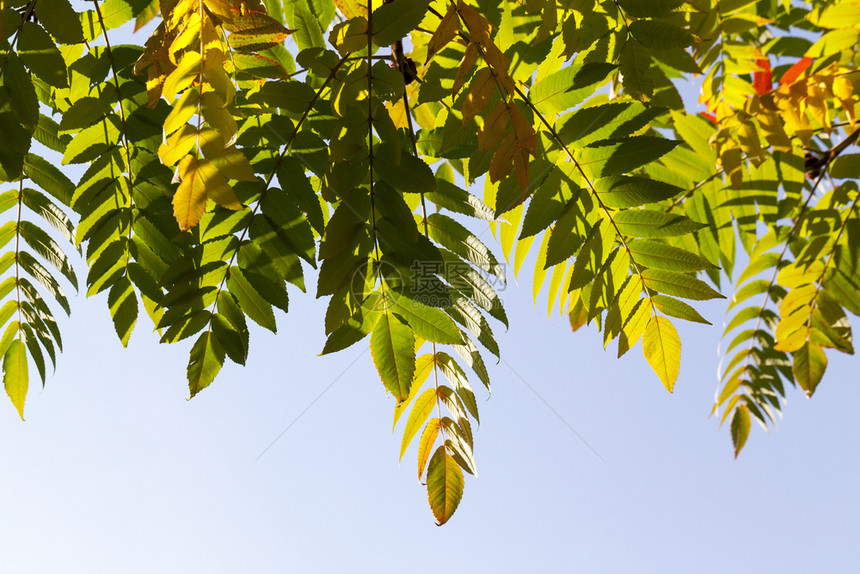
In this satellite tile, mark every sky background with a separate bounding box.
[1,7,859,574]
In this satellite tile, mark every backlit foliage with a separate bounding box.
[0,0,858,521]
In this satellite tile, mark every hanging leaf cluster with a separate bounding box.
[1,0,859,522]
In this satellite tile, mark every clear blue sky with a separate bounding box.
[1,10,858,574]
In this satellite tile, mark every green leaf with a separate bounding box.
[399,388,436,460]
[426,180,496,221]
[227,11,292,52]
[530,62,615,115]
[80,0,136,41]
[594,176,683,208]
[59,96,115,133]
[34,115,69,154]
[18,22,68,88]
[249,82,317,118]
[629,20,694,49]
[16,251,71,315]
[618,0,685,18]
[226,266,277,333]
[375,142,436,194]
[3,52,39,130]
[371,0,431,46]
[651,294,711,324]
[520,169,577,238]
[830,154,860,179]
[730,403,751,458]
[19,323,45,386]
[629,240,717,273]
[579,137,679,179]
[442,417,476,476]
[641,269,725,300]
[21,188,76,245]
[286,4,325,52]
[613,210,705,237]
[426,213,504,280]
[643,315,680,392]
[108,276,138,347]
[392,295,463,344]
[63,116,121,164]
[212,296,249,365]
[187,331,226,397]
[558,102,664,147]
[0,109,31,180]
[545,203,587,268]
[3,338,28,419]
[793,341,827,397]
[276,157,325,234]
[435,352,479,423]
[17,220,78,288]
[23,154,75,205]
[371,309,416,402]
[35,0,85,44]
[426,446,464,525]
[619,40,653,101]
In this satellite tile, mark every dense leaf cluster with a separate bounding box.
[0,0,858,521]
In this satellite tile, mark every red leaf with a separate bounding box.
[780,57,813,86]
[753,58,772,95]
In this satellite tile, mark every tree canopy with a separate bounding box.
[0,0,858,523]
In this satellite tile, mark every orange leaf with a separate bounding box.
[426,4,459,63]
[780,57,813,86]
[461,67,496,125]
[753,58,772,95]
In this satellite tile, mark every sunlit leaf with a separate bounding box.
[643,315,680,392]
[426,446,464,525]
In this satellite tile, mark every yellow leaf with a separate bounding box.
[158,123,199,167]
[774,284,815,352]
[208,146,257,181]
[197,158,243,210]
[334,0,367,19]
[200,91,238,147]
[400,388,438,461]
[162,50,202,101]
[3,338,28,420]
[757,102,792,152]
[393,354,435,431]
[173,155,207,231]
[618,298,650,358]
[163,86,200,136]
[737,121,765,166]
[168,9,202,55]
[330,17,368,56]
[417,418,441,480]
[643,315,681,392]
[806,77,830,129]
[719,145,744,190]
[203,67,236,106]
[203,0,235,21]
